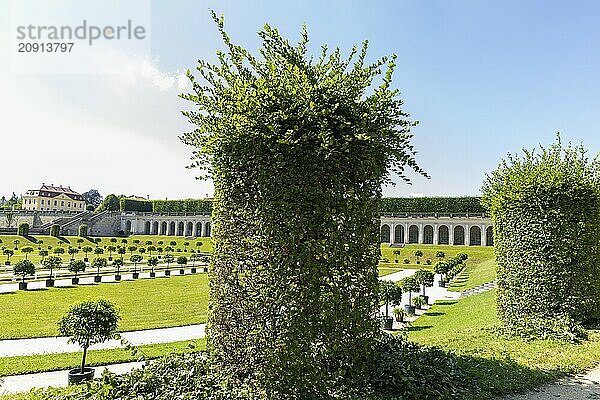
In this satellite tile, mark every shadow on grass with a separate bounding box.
[422,311,445,317]
[406,325,432,332]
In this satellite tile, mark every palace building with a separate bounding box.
[22,184,85,212]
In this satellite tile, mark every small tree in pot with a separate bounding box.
[147,257,158,278]
[164,254,174,276]
[14,259,35,290]
[392,307,404,323]
[82,246,93,262]
[434,261,449,287]
[112,258,123,281]
[3,249,13,266]
[58,299,120,385]
[189,253,200,273]
[414,250,423,264]
[130,254,143,279]
[21,247,34,260]
[177,256,188,275]
[92,257,107,283]
[42,256,62,287]
[413,269,435,304]
[392,249,401,263]
[69,260,86,285]
[378,280,403,330]
[401,275,420,315]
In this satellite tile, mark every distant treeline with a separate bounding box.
[119,196,483,215]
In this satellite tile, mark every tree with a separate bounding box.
[128,245,137,255]
[147,245,156,257]
[53,247,65,257]
[147,257,158,273]
[94,247,104,256]
[130,254,143,271]
[401,276,420,307]
[107,245,116,259]
[177,255,188,269]
[378,280,403,317]
[58,299,120,374]
[68,247,79,261]
[413,269,435,297]
[3,249,14,264]
[392,249,401,262]
[39,249,49,262]
[164,254,174,268]
[112,258,124,275]
[117,246,126,260]
[13,239,19,250]
[68,260,86,279]
[21,247,33,260]
[96,194,120,212]
[42,256,62,279]
[92,257,107,277]
[13,260,35,283]
[82,246,93,259]
[414,250,423,264]
[435,251,445,260]
[82,189,103,209]
[180,14,426,395]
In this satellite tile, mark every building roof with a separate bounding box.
[26,184,84,201]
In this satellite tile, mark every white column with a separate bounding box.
[433,224,439,244]
[390,224,395,245]
[404,223,409,244]
[192,222,197,237]
[465,225,470,246]
[481,224,486,246]
[418,223,424,244]
[449,224,454,246]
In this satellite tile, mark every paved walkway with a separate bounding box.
[0,324,206,357]
[0,361,144,395]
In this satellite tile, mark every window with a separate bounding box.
[54,200,57,206]
[68,202,71,207]
[41,200,44,205]
[61,201,64,206]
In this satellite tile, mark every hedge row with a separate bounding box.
[152,199,212,213]
[120,199,153,212]
[380,197,484,214]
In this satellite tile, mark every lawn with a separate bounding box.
[408,290,600,398]
[447,257,497,291]
[0,274,209,339]
[380,244,493,268]
[0,339,206,377]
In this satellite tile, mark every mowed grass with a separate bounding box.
[408,290,600,398]
[0,274,209,339]
[0,235,213,267]
[448,258,497,291]
[0,339,206,377]
[380,244,494,268]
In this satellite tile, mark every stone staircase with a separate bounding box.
[459,280,497,298]
[33,211,91,234]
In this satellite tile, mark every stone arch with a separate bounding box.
[469,225,482,246]
[204,222,211,237]
[160,221,168,235]
[169,221,176,236]
[380,224,391,243]
[486,226,494,246]
[152,221,159,235]
[453,225,465,245]
[125,220,132,235]
[438,225,449,245]
[144,221,151,235]
[196,222,203,237]
[394,225,404,243]
[423,225,434,244]
[408,225,419,244]
[178,221,185,236]
[186,221,194,236]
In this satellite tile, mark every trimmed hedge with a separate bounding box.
[17,222,29,236]
[120,198,153,212]
[380,196,484,214]
[152,199,212,213]
[482,137,600,340]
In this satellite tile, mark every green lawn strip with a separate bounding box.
[377,267,403,277]
[0,274,209,339]
[380,244,493,266]
[0,339,206,377]
[0,235,213,268]
[447,258,497,292]
[407,290,600,398]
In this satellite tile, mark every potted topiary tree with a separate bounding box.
[147,257,158,278]
[401,275,420,315]
[434,261,448,287]
[42,256,62,287]
[92,257,107,283]
[164,254,174,276]
[130,254,143,279]
[414,250,423,265]
[177,256,188,275]
[378,280,403,330]
[413,269,435,305]
[81,246,93,262]
[3,249,13,266]
[413,295,426,310]
[189,253,199,273]
[392,307,404,323]
[14,259,35,290]
[69,260,86,285]
[21,247,34,260]
[106,245,116,261]
[392,249,401,263]
[112,258,123,281]
[58,299,120,385]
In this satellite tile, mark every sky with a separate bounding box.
[1,0,600,200]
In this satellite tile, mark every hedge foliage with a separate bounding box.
[482,136,600,339]
[17,222,29,236]
[180,13,427,398]
[120,198,153,212]
[380,196,484,214]
[152,199,212,213]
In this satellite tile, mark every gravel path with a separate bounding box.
[501,366,600,399]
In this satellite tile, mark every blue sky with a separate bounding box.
[2,1,600,199]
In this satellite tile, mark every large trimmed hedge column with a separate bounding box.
[482,137,600,339]
[181,15,426,397]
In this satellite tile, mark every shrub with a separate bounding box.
[379,196,484,215]
[68,260,86,278]
[482,136,600,339]
[50,224,60,237]
[120,198,153,212]
[403,258,410,264]
[378,280,403,317]
[78,224,88,237]
[152,199,213,213]
[17,223,29,236]
[180,14,426,397]
[13,259,35,283]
